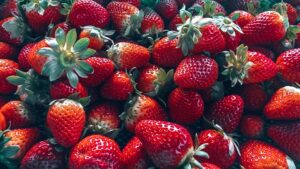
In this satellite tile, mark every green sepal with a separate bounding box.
[146,68,174,97]
[2,15,26,42]
[231,12,240,21]
[23,0,60,15]
[213,16,243,37]
[285,25,300,42]
[201,0,218,17]
[66,70,79,88]
[66,29,77,50]
[81,26,115,46]
[123,11,144,37]
[0,130,20,169]
[6,76,26,86]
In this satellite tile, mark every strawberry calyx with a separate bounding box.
[0,129,19,169]
[286,155,297,169]
[213,16,243,36]
[124,11,145,37]
[23,0,60,15]
[2,15,27,43]
[81,26,115,47]
[146,68,174,97]
[87,120,120,138]
[38,28,95,88]
[47,137,65,153]
[198,0,220,17]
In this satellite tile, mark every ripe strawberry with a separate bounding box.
[107,42,150,70]
[100,71,134,101]
[174,55,218,90]
[49,22,71,37]
[0,112,6,130]
[136,64,160,94]
[276,48,300,83]
[240,115,264,138]
[122,137,152,169]
[141,7,165,34]
[0,0,17,19]
[50,79,88,100]
[229,10,254,28]
[69,134,123,169]
[0,59,19,94]
[240,140,296,169]
[47,99,86,148]
[122,95,167,133]
[115,0,141,7]
[0,100,34,129]
[20,140,65,169]
[27,40,48,75]
[0,42,18,59]
[69,0,110,29]
[248,46,276,60]
[264,86,300,120]
[241,11,287,46]
[18,43,34,71]
[169,14,183,30]
[168,87,204,124]
[155,0,178,20]
[79,56,115,87]
[267,122,300,162]
[193,0,227,16]
[273,2,297,24]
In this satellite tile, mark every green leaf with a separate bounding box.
[74,67,88,78]
[41,60,57,77]
[66,29,77,50]
[78,96,91,107]
[73,38,90,52]
[49,66,64,82]
[66,70,79,88]
[1,146,19,158]
[6,76,25,86]
[78,61,93,74]
[55,28,66,47]
[79,49,96,59]
[37,47,58,58]
[15,70,28,78]
[231,12,240,21]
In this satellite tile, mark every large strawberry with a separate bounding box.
[0,42,18,59]
[0,112,6,130]
[69,134,123,169]
[240,140,296,169]
[155,0,178,20]
[50,79,88,99]
[264,86,300,120]
[0,59,19,94]
[141,7,165,34]
[240,114,264,138]
[46,99,86,148]
[18,43,34,71]
[0,16,26,45]
[229,10,254,28]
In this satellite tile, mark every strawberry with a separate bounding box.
[27,40,48,74]
[168,87,204,124]
[174,55,218,90]
[155,0,178,20]
[49,22,71,37]
[121,95,167,133]
[20,140,65,169]
[240,115,264,138]
[47,99,86,148]
[18,43,34,71]
[276,48,300,83]
[100,71,134,101]
[69,134,123,169]
[193,0,227,16]
[229,10,254,28]
[0,42,18,59]
[107,42,150,70]
[141,7,165,34]
[267,121,300,162]
[0,112,6,130]
[0,59,19,94]
[264,86,300,120]
[115,0,141,7]
[0,100,34,129]
[87,102,120,136]
[69,0,110,29]
[169,14,183,30]
[198,81,224,103]
[79,56,115,87]
[273,2,297,24]
[122,136,152,169]
[0,16,25,45]
[50,79,88,100]
[195,163,221,169]
[240,140,296,169]
[241,11,287,46]
[0,0,17,19]
[248,46,276,60]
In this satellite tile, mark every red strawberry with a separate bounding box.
[0,112,6,130]
[122,137,152,169]
[27,40,48,75]
[18,43,34,71]
[79,56,115,87]
[107,42,150,70]
[141,7,165,34]
[276,48,300,83]
[240,115,264,138]
[195,163,221,169]
[121,95,167,133]
[69,134,123,169]
[100,71,134,101]
[264,86,300,120]
[0,16,24,45]
[0,100,34,129]
[193,0,227,16]
[174,55,218,90]
[169,14,183,30]
[47,99,86,148]
[49,22,71,37]
[267,121,300,162]
[155,0,178,20]
[69,0,110,29]
[115,0,141,7]
[50,79,88,100]
[0,42,18,59]
[241,11,287,46]
[240,140,296,169]
[20,140,65,169]
[0,59,19,94]
[273,2,297,24]
[136,64,160,94]
[248,46,276,61]
[229,10,254,28]
[168,87,204,124]
[0,0,17,19]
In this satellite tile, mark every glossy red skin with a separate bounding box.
[135,120,194,169]
[222,31,241,50]
[0,112,6,130]
[152,37,184,68]
[196,130,237,169]
[240,140,290,169]
[115,0,141,7]
[50,80,88,99]
[20,140,65,169]
[141,7,165,34]
[122,137,151,169]
[18,43,34,71]
[264,86,300,120]
[267,122,300,162]
[100,71,134,101]
[80,57,115,87]
[194,0,227,15]
[241,11,286,46]
[0,59,19,94]
[0,0,17,19]
[229,10,254,28]
[50,22,71,37]
[169,14,183,30]
[248,46,276,61]
[0,17,22,45]
[26,6,63,35]
[0,42,18,59]
[240,115,264,138]
[47,99,86,148]
[136,64,160,93]
[155,0,178,20]
[27,40,48,75]
[284,3,297,24]
[168,88,204,124]
[174,56,218,90]
[276,48,300,83]
[69,0,110,28]
[69,135,123,169]
[79,30,104,50]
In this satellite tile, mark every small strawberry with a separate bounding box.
[0,112,6,130]
[193,0,227,16]
[18,43,34,71]
[168,87,204,124]
[174,55,219,90]
[115,0,141,7]
[69,134,123,169]
[248,46,276,60]
[107,42,150,70]
[240,140,296,169]
[229,10,254,28]
[49,22,71,37]
[0,59,19,94]
[47,99,86,148]
[264,86,300,120]
[27,40,48,75]
[155,0,178,20]
[240,114,264,138]
[0,16,26,45]
[141,7,165,34]
[50,79,88,100]
[0,42,18,59]
[273,2,297,24]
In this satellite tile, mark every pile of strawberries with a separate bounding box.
[0,0,300,168]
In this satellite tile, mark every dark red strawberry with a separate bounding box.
[273,2,297,24]
[49,22,71,37]
[169,14,183,30]
[141,7,165,34]
[240,115,264,138]
[50,79,88,100]
[0,59,19,94]
[229,10,254,28]
[0,111,7,130]
[115,0,141,7]
[0,42,18,59]
[248,46,276,60]
[155,0,178,20]
[17,43,34,71]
